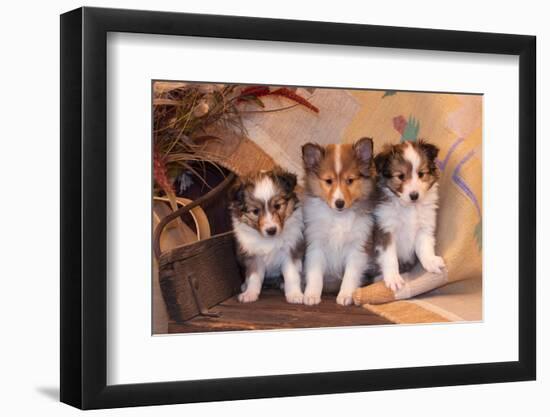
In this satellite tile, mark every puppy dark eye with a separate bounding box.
[345,178,354,185]
[418,171,425,178]
[397,173,405,181]
[252,208,260,215]
[325,179,333,185]
[274,203,281,210]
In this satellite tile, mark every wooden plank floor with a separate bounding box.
[168,289,393,333]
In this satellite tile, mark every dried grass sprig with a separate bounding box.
[152,82,319,196]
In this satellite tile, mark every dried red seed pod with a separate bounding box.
[268,87,319,113]
[240,85,270,96]
[153,149,174,194]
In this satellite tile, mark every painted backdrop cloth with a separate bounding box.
[202,87,482,316]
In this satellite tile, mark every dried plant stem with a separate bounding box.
[153,82,318,198]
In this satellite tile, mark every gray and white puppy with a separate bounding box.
[228,169,305,304]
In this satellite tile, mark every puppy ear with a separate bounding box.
[418,140,439,161]
[374,150,390,177]
[228,178,246,206]
[274,169,297,194]
[353,137,373,163]
[353,137,374,176]
[302,143,324,171]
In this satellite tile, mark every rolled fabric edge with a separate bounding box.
[353,269,449,305]
[353,282,395,305]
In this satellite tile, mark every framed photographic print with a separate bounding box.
[60,6,536,410]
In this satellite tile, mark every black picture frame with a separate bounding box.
[60,6,536,410]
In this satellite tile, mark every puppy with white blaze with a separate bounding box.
[373,140,446,292]
[302,138,376,306]
[229,169,305,304]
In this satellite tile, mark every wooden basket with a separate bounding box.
[153,173,242,323]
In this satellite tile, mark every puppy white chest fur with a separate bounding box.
[375,184,439,263]
[233,207,303,277]
[304,196,372,278]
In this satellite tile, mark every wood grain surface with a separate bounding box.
[168,290,393,333]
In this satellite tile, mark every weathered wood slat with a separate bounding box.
[159,231,235,265]
[219,291,381,316]
[168,290,393,333]
[159,232,242,322]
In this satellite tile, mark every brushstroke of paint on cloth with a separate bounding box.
[393,115,420,142]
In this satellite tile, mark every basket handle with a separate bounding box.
[153,172,236,259]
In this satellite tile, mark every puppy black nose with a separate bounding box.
[409,191,419,201]
[266,227,277,236]
[335,199,345,209]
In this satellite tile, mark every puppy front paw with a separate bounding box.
[336,291,354,306]
[384,274,405,292]
[421,255,446,274]
[285,289,304,304]
[303,289,322,306]
[238,290,260,303]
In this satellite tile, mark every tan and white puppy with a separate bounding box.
[373,140,445,291]
[302,138,376,306]
[229,169,305,304]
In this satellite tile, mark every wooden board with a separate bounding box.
[168,289,393,333]
[159,232,242,322]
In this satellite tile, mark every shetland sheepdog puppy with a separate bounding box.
[301,138,376,306]
[229,169,305,304]
[373,140,446,291]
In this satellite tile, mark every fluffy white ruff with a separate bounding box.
[233,207,304,303]
[303,196,373,306]
[375,183,445,291]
